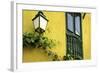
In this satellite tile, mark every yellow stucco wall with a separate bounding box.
[22,10,66,62]
[82,13,91,59]
[22,10,91,62]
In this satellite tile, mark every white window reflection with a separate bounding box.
[75,16,80,35]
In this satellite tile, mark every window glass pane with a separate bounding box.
[75,16,80,35]
[67,13,74,32]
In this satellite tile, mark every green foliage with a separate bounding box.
[52,54,60,61]
[23,32,56,49]
[45,50,60,61]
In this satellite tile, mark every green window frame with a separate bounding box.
[66,12,83,60]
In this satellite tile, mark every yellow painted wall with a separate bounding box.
[22,10,91,62]
[22,10,66,62]
[82,13,91,59]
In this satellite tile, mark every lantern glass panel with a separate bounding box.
[40,16,48,30]
[33,16,39,29]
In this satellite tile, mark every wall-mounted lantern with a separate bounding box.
[32,11,48,34]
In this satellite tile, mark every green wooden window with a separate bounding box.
[66,12,83,60]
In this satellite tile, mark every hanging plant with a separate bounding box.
[23,32,63,61]
[23,32,56,49]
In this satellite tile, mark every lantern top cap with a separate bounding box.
[32,11,48,21]
[38,11,44,15]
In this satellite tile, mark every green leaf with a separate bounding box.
[23,32,56,49]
